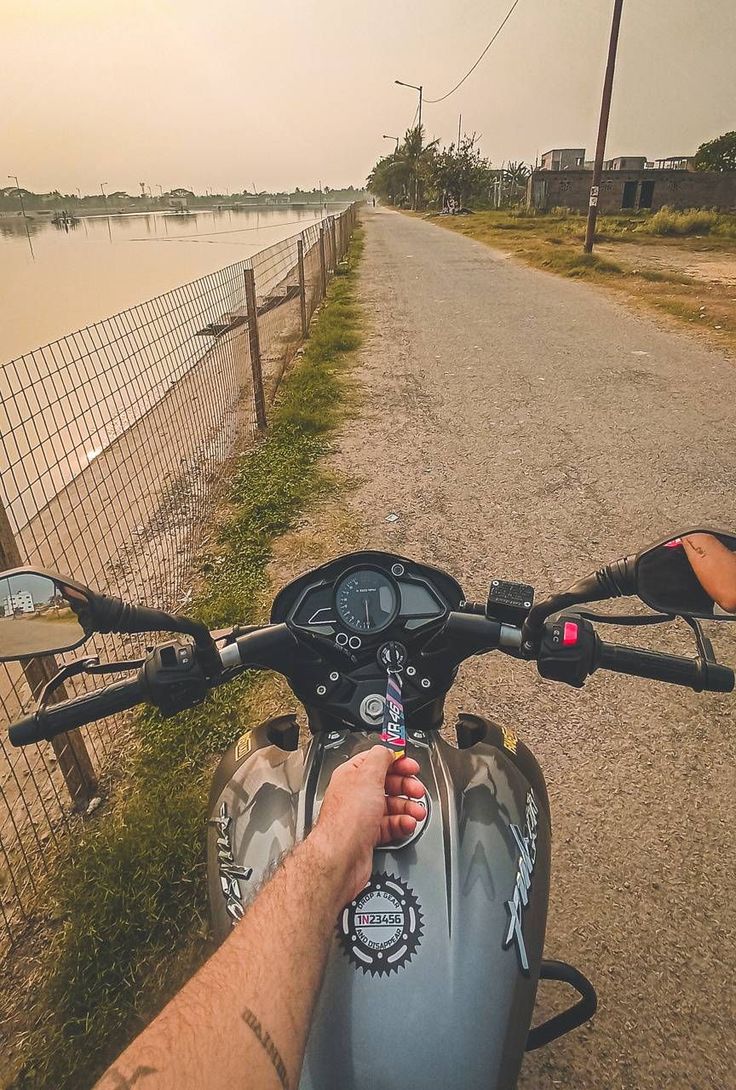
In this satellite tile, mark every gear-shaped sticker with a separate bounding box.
[337,872,423,976]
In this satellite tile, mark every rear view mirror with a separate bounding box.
[0,569,91,660]
[636,530,736,620]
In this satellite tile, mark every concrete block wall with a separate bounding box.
[527,169,736,213]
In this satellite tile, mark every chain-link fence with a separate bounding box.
[0,204,358,952]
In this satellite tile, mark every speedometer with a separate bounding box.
[335,569,399,634]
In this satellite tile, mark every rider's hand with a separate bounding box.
[312,745,426,904]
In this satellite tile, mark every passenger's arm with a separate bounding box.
[95,747,425,1090]
[683,533,736,613]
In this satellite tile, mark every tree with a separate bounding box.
[431,135,492,209]
[693,132,736,172]
[504,161,531,188]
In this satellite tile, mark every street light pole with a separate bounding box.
[395,80,423,210]
[383,135,400,154]
[584,0,625,253]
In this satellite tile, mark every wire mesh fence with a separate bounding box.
[0,203,357,952]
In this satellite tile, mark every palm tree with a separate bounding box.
[401,126,439,210]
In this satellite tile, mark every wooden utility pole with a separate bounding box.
[243,267,267,430]
[0,499,97,808]
[584,0,625,253]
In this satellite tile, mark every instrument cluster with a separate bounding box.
[271,551,464,651]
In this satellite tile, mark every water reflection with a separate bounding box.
[0,206,333,363]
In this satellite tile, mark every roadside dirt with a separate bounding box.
[308,208,736,1090]
[598,238,736,285]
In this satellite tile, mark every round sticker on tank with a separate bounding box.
[337,872,423,976]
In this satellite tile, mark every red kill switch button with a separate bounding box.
[563,622,579,646]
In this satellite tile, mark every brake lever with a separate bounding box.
[682,615,716,662]
[37,656,145,710]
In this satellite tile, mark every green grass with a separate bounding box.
[10,228,364,1090]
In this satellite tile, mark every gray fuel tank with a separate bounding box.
[207,716,550,1090]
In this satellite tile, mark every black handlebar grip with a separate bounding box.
[8,677,146,747]
[597,642,734,693]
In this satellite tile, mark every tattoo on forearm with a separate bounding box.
[242,1007,291,1090]
[685,541,706,557]
[104,1066,158,1089]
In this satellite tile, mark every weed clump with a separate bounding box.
[646,206,722,236]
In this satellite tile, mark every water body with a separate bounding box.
[0,206,333,364]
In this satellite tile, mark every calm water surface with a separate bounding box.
[0,207,332,363]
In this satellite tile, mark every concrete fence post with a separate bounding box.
[0,497,97,808]
[244,267,267,431]
[318,228,327,300]
[296,237,308,338]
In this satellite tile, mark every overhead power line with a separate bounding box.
[424,0,523,104]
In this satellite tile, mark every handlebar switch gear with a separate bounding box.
[538,615,598,688]
[143,638,209,716]
[487,580,535,626]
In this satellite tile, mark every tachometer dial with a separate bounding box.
[335,570,399,634]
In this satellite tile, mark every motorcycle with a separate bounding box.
[2,527,735,1089]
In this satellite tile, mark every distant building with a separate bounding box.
[604,156,648,171]
[540,148,586,171]
[4,591,34,616]
[528,168,736,213]
[653,156,693,170]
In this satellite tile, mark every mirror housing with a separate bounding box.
[0,569,93,661]
[635,529,736,620]
[0,567,221,676]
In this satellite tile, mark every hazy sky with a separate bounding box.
[2,0,734,194]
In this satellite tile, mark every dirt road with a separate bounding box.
[335,208,736,1089]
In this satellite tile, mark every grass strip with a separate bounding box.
[12,226,364,1090]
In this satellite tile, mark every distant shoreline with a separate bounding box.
[0,201,347,220]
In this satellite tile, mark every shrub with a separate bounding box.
[645,206,721,236]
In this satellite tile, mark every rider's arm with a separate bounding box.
[683,533,736,613]
[94,746,425,1090]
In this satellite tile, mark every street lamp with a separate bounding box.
[383,134,400,154]
[100,181,112,241]
[394,79,423,210]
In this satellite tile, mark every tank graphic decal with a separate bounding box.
[337,872,422,976]
[211,801,253,924]
[502,790,539,974]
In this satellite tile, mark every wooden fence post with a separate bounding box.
[0,498,97,808]
[244,267,267,431]
[318,228,327,300]
[329,217,337,271]
[296,237,308,338]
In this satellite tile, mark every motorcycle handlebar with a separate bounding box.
[596,641,734,693]
[8,676,147,747]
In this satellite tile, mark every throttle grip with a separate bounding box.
[8,677,146,747]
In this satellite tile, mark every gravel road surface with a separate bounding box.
[335,208,736,1089]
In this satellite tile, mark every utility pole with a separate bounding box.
[395,80,423,210]
[457,113,462,149]
[584,0,625,253]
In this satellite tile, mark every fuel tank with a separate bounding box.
[207,715,551,1090]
